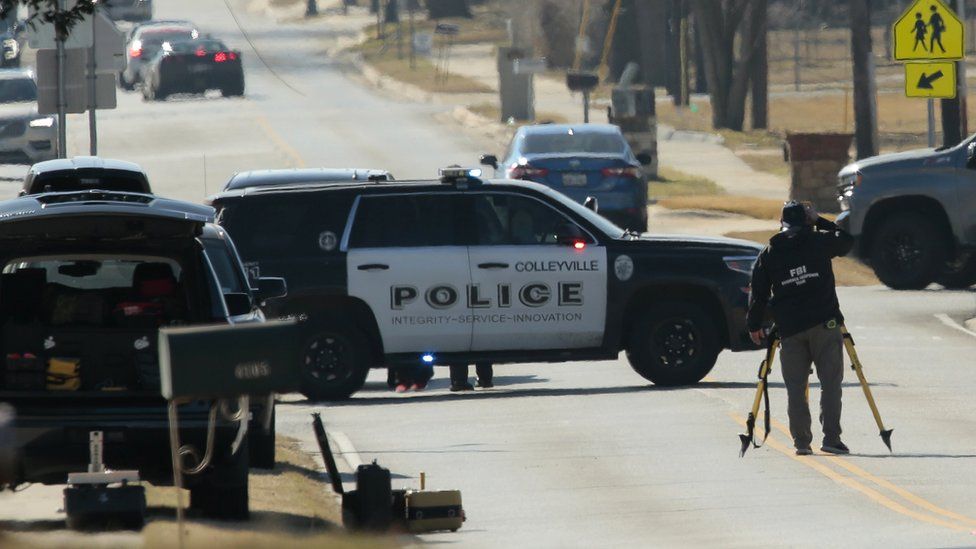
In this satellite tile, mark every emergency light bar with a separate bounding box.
[439,167,483,186]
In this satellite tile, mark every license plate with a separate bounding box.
[563,173,587,187]
[189,65,209,73]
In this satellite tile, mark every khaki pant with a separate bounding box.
[780,324,844,449]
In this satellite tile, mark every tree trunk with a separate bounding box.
[691,0,758,130]
[749,0,768,129]
[850,0,878,159]
[941,0,963,147]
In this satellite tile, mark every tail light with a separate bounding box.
[129,45,142,58]
[229,52,238,60]
[601,166,641,178]
[214,52,228,63]
[195,48,206,57]
[509,164,548,179]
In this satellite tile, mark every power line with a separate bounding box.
[221,0,306,97]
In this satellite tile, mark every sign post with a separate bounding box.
[893,0,966,146]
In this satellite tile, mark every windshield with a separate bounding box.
[530,184,626,239]
[521,131,627,155]
[168,39,227,54]
[0,78,36,103]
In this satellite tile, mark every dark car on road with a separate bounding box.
[221,168,394,191]
[22,156,151,195]
[0,190,285,519]
[119,22,198,91]
[481,124,652,232]
[140,38,244,101]
[210,168,761,400]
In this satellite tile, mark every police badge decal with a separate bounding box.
[614,255,634,281]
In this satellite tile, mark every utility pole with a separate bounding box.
[56,0,67,159]
[750,0,768,129]
[850,0,878,159]
[941,0,964,146]
[87,11,97,155]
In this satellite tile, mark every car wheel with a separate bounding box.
[221,80,245,97]
[300,325,370,401]
[937,254,976,289]
[626,300,721,386]
[119,72,135,91]
[189,435,249,521]
[871,212,947,290]
[249,405,275,469]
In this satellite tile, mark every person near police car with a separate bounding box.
[450,362,494,391]
[746,201,854,456]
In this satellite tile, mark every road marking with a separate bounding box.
[254,114,307,168]
[330,429,363,470]
[732,413,970,532]
[934,313,976,339]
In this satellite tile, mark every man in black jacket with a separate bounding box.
[747,201,855,456]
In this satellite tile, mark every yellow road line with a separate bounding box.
[254,114,306,168]
[767,417,976,528]
[733,411,970,532]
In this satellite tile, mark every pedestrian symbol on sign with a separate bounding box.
[892,0,964,61]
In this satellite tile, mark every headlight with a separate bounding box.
[837,172,861,212]
[724,255,758,275]
[29,117,55,128]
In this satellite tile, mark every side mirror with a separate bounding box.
[480,154,498,170]
[555,223,587,246]
[255,276,287,302]
[583,196,599,213]
[224,292,253,317]
[636,152,653,166]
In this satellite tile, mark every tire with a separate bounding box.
[300,324,371,401]
[937,254,976,289]
[249,405,275,469]
[221,78,245,97]
[870,212,948,290]
[189,435,250,521]
[119,72,135,91]
[625,300,721,386]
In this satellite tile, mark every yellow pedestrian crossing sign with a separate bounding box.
[904,61,956,98]
[893,0,964,61]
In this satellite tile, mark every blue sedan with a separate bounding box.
[481,124,651,231]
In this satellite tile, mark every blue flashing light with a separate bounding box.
[421,353,435,364]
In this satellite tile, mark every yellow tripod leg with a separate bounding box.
[841,325,893,452]
[740,339,777,457]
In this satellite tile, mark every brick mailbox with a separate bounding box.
[784,133,854,213]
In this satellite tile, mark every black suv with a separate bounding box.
[22,157,152,196]
[0,190,283,520]
[211,170,762,400]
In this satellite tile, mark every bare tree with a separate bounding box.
[1,1,95,38]
[691,0,765,130]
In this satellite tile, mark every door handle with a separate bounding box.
[357,263,389,271]
[477,262,509,269]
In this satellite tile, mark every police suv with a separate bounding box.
[210,168,762,400]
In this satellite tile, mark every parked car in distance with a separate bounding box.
[140,37,244,101]
[221,168,394,191]
[481,124,652,232]
[0,69,57,164]
[102,0,153,22]
[22,156,151,195]
[119,22,198,90]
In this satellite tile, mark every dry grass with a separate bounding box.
[726,230,881,287]
[467,102,568,125]
[736,150,790,178]
[658,195,784,220]
[650,167,724,199]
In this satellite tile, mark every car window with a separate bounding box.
[217,192,355,260]
[521,131,626,155]
[0,78,36,103]
[348,194,460,248]
[202,239,246,293]
[472,193,580,246]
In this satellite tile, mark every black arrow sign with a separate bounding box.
[917,70,945,89]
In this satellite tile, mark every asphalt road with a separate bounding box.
[2,1,976,548]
